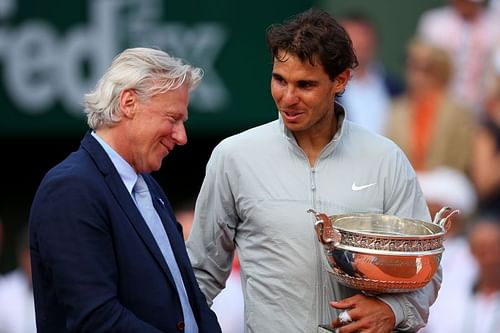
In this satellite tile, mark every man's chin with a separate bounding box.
[283,121,304,132]
[152,160,164,172]
[141,159,164,173]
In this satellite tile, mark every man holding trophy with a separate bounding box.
[187,8,440,333]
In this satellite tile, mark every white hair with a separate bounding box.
[84,47,203,130]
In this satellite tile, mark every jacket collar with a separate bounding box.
[279,102,348,157]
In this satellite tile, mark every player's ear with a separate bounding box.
[120,89,138,118]
[333,69,350,93]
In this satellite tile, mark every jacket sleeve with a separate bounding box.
[30,175,164,333]
[376,268,442,332]
[186,143,238,305]
[377,148,441,331]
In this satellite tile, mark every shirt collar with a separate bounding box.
[91,131,138,195]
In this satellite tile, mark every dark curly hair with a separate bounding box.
[266,8,358,82]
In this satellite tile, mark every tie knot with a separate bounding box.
[134,174,149,194]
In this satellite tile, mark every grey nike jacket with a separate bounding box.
[187,106,440,333]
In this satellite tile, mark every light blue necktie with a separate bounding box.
[133,174,198,333]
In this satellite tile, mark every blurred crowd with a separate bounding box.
[1,0,500,332]
[341,1,500,331]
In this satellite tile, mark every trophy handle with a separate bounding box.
[307,209,341,245]
[432,206,460,232]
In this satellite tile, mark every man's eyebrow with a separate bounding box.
[297,79,317,85]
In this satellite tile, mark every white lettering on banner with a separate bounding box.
[2,22,59,113]
[140,23,230,111]
[0,0,229,118]
[124,0,230,111]
[58,0,120,116]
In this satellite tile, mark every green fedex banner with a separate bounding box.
[0,0,313,137]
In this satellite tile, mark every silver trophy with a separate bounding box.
[309,207,458,332]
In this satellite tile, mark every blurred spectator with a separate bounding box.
[175,200,196,241]
[416,0,500,118]
[386,38,476,173]
[175,201,244,333]
[470,50,500,218]
[0,226,36,333]
[417,167,479,333]
[338,12,403,135]
[461,218,500,332]
[491,0,500,13]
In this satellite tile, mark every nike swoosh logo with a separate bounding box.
[352,182,376,191]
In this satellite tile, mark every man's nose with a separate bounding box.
[172,122,188,146]
[282,86,299,105]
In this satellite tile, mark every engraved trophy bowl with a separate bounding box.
[308,207,458,294]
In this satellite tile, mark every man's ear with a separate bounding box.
[120,89,137,118]
[334,69,350,94]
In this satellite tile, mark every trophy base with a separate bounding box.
[317,325,336,332]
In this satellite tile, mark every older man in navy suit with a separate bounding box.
[29,47,221,333]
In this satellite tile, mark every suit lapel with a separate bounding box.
[80,132,178,289]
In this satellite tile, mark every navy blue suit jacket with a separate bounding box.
[29,132,221,333]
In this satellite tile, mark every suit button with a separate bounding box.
[176,321,185,331]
